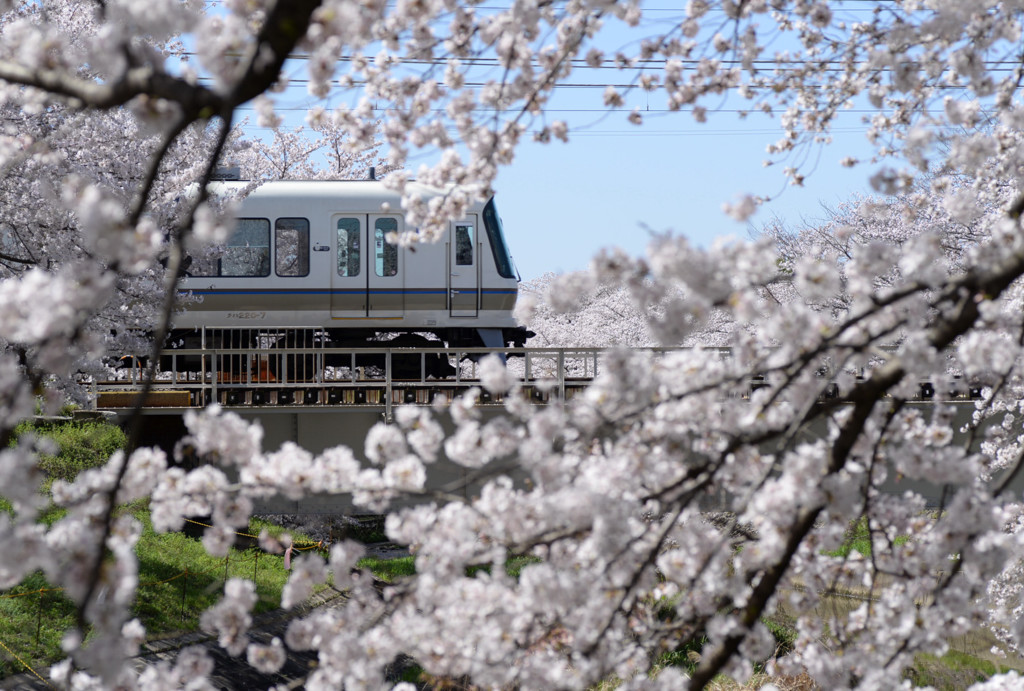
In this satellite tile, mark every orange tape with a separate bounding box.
[0,637,53,688]
[0,587,63,600]
[137,571,188,588]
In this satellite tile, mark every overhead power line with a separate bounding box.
[180,50,1024,72]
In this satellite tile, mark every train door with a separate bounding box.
[449,215,479,317]
[331,214,365,318]
[330,214,405,319]
[368,214,404,318]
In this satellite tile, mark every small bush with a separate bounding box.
[659,635,708,675]
[339,514,388,544]
[13,420,126,484]
[825,517,909,559]
[905,651,1012,690]
[359,556,416,582]
[762,617,797,658]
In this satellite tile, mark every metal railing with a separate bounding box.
[85,326,980,415]
[90,328,725,415]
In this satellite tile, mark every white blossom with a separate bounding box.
[7,1,1024,687]
[281,553,329,609]
[200,579,257,656]
[246,637,286,674]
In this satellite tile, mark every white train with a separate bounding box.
[171,178,532,352]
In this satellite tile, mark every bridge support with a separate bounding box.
[124,406,518,514]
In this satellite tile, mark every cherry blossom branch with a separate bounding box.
[689,212,1024,686]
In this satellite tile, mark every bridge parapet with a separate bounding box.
[88,342,683,416]
[83,327,979,417]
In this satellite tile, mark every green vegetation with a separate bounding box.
[465,554,543,579]
[0,572,78,680]
[645,616,794,681]
[0,418,312,678]
[133,507,303,636]
[359,555,416,583]
[246,515,316,545]
[656,634,709,677]
[824,517,910,559]
[0,428,1019,687]
[358,553,541,583]
[364,553,543,582]
[905,650,1018,690]
[11,418,126,491]
[0,500,312,678]
[505,555,543,578]
[761,617,797,660]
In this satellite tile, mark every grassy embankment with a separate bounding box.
[0,419,320,679]
[1,418,1022,688]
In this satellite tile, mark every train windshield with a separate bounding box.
[482,198,516,279]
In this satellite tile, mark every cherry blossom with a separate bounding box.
[6,1,1024,689]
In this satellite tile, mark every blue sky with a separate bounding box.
[479,1,884,280]
[492,116,875,280]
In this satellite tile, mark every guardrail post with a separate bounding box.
[35,589,43,645]
[558,350,566,403]
[201,328,208,406]
[385,349,393,422]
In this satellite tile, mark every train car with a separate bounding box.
[171,178,531,351]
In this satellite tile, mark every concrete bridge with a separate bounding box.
[82,338,1000,511]
[87,341,614,512]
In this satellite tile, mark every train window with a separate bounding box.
[188,250,218,277]
[455,224,473,265]
[275,218,309,277]
[374,218,398,277]
[337,218,360,277]
[222,218,270,276]
[482,198,516,278]
[189,218,270,277]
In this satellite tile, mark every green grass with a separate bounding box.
[0,572,77,679]
[11,420,126,490]
[824,517,910,559]
[656,635,709,677]
[0,418,129,677]
[245,516,318,547]
[0,504,313,678]
[646,616,794,680]
[506,555,543,578]
[905,650,1018,690]
[359,555,416,582]
[132,505,302,638]
[358,553,542,583]
[761,617,796,659]
[0,416,346,679]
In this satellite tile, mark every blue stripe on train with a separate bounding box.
[182,288,516,296]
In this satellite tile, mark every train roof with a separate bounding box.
[207,179,492,210]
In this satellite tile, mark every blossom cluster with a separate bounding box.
[6,1,1024,690]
